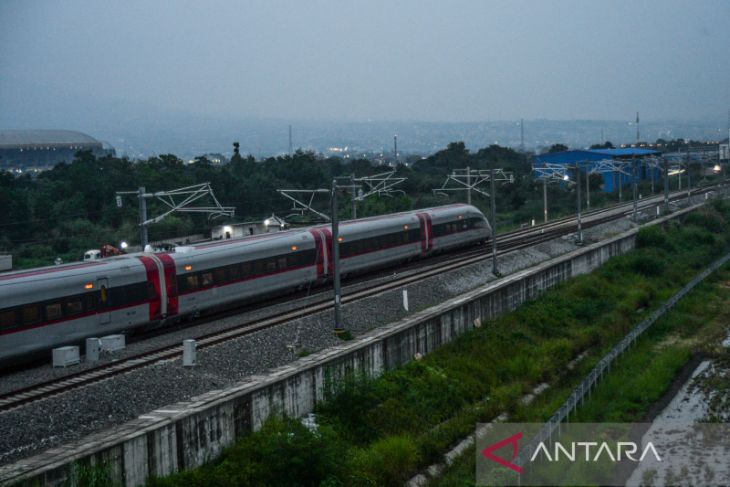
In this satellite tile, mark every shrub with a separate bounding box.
[149,417,348,487]
[351,436,420,486]
[636,225,671,250]
[685,207,726,233]
[629,253,664,277]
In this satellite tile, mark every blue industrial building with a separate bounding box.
[534,148,661,192]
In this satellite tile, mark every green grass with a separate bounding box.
[149,200,730,487]
[431,268,730,487]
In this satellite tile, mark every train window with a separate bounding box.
[109,286,127,306]
[65,299,83,315]
[99,285,108,305]
[228,264,241,280]
[241,262,252,276]
[22,305,40,324]
[365,237,377,252]
[214,268,227,284]
[86,294,97,311]
[0,309,17,329]
[253,260,266,275]
[45,302,63,321]
[301,249,316,265]
[128,283,148,303]
[201,272,213,287]
[277,257,287,270]
[186,274,199,290]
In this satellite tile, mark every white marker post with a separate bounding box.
[183,339,197,367]
[402,289,409,312]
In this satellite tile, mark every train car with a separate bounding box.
[0,204,490,366]
[0,257,156,362]
[426,204,491,252]
[170,230,318,316]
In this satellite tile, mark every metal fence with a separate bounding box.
[516,249,730,467]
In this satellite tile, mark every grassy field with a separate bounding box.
[145,200,730,487]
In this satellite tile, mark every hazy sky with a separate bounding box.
[2,0,729,123]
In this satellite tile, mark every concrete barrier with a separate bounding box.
[0,204,704,486]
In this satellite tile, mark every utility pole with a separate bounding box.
[678,155,682,191]
[576,164,583,244]
[636,112,640,145]
[585,164,591,210]
[663,157,670,214]
[632,156,638,222]
[331,179,344,335]
[519,119,525,151]
[288,125,293,155]
[543,178,548,223]
[393,134,398,163]
[466,166,472,205]
[138,186,148,248]
[534,163,570,223]
[490,168,498,275]
[618,167,623,202]
[350,174,357,219]
[686,149,691,205]
[650,160,655,194]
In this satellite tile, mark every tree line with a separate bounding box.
[0,142,635,269]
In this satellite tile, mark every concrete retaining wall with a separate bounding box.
[1,206,700,487]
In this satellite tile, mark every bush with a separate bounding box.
[685,207,726,233]
[351,436,420,486]
[636,225,672,250]
[149,417,348,487]
[630,253,665,277]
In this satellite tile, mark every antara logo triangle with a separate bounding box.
[481,431,524,474]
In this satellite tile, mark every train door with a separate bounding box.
[309,229,326,280]
[416,213,432,255]
[156,254,179,317]
[320,228,333,277]
[138,255,164,320]
[97,277,111,325]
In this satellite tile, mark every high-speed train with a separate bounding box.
[0,204,490,365]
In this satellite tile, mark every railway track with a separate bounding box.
[0,182,725,413]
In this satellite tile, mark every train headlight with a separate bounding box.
[84,283,94,289]
[184,265,193,271]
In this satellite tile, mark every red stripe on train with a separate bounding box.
[137,256,162,320]
[157,253,179,316]
[309,229,325,278]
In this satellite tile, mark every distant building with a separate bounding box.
[211,217,290,240]
[534,148,661,192]
[719,143,729,162]
[187,153,229,165]
[0,129,115,171]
